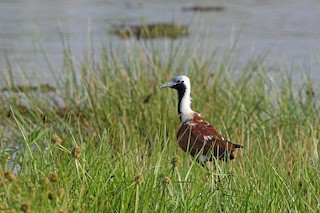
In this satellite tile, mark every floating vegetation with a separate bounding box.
[109,23,189,39]
[1,84,56,93]
[182,5,225,12]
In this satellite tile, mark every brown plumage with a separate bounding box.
[177,113,243,162]
[161,75,243,164]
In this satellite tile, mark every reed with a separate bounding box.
[0,36,319,212]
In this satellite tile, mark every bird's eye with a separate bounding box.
[176,80,183,84]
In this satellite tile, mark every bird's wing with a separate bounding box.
[177,114,240,160]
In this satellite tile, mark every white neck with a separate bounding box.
[178,84,195,123]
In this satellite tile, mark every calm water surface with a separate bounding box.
[0,0,319,85]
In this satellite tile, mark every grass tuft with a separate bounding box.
[0,34,319,212]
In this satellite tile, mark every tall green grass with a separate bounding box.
[0,38,319,212]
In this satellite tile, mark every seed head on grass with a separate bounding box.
[171,156,180,168]
[57,187,65,199]
[52,135,62,145]
[72,147,81,159]
[4,171,16,182]
[58,208,68,213]
[20,201,31,213]
[162,176,171,187]
[89,195,95,202]
[28,184,36,193]
[2,151,11,160]
[47,190,55,200]
[39,177,50,186]
[8,208,17,213]
[15,186,22,194]
[49,172,59,183]
[134,174,144,185]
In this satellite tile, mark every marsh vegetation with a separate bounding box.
[0,38,319,212]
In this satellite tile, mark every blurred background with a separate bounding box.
[0,0,319,85]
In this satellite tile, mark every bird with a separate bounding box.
[160,75,243,165]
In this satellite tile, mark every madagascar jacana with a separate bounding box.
[161,75,243,165]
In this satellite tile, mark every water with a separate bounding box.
[0,0,319,86]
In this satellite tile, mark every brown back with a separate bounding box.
[177,114,242,161]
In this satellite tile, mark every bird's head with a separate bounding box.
[160,75,195,121]
[160,75,190,91]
